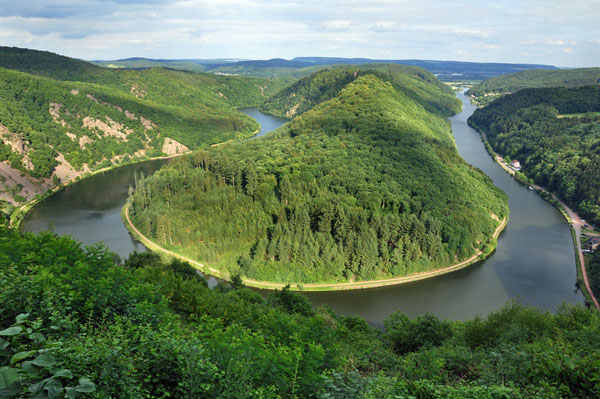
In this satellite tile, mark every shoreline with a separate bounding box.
[10,151,190,229]
[123,201,507,291]
[469,119,600,311]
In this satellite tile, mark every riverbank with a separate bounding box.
[10,152,190,229]
[123,201,507,291]
[471,122,600,311]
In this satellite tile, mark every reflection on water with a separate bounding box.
[23,103,583,326]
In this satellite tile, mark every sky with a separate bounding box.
[0,0,599,67]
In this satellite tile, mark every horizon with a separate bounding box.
[1,1,599,68]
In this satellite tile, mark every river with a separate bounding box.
[23,96,583,325]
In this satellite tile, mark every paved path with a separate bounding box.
[493,156,600,311]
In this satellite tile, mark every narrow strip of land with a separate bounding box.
[493,153,600,311]
[124,202,506,291]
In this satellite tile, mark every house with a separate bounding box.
[584,237,600,252]
[510,160,522,171]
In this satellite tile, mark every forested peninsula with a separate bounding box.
[128,66,508,285]
[0,47,288,212]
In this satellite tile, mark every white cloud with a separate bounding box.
[0,0,598,66]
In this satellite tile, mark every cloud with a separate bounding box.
[0,0,598,66]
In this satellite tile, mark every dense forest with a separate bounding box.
[1,224,599,398]
[0,47,289,205]
[129,67,508,284]
[467,68,600,106]
[468,86,600,225]
[259,64,461,119]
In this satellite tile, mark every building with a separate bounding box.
[584,237,600,252]
[510,160,522,171]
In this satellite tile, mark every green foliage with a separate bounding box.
[260,64,460,119]
[469,86,600,225]
[2,225,600,397]
[383,312,453,354]
[467,67,600,106]
[0,47,289,203]
[130,68,506,284]
[0,314,95,398]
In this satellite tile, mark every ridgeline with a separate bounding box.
[0,47,289,214]
[128,66,508,285]
[467,67,600,106]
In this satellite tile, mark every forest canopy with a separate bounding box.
[467,67,600,106]
[1,224,598,398]
[468,85,600,225]
[129,67,508,285]
[0,47,289,204]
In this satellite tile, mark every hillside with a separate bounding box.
[259,64,461,119]
[1,224,599,398]
[0,48,289,208]
[467,68,600,106]
[129,69,508,285]
[468,85,600,226]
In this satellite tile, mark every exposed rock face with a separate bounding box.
[79,135,93,149]
[0,124,27,154]
[286,103,300,118]
[130,83,147,98]
[162,137,189,155]
[82,116,132,140]
[140,116,156,130]
[49,103,69,127]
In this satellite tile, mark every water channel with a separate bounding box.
[23,94,584,325]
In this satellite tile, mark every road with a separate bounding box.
[494,156,600,311]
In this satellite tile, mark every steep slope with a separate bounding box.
[468,85,600,225]
[467,67,600,106]
[259,64,460,119]
[0,48,289,206]
[129,70,508,285]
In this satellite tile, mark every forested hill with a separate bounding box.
[129,69,508,285]
[467,67,600,106]
[259,64,461,119]
[0,47,288,210]
[468,85,600,225]
[0,46,108,81]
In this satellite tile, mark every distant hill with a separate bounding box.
[92,57,247,73]
[0,46,109,81]
[293,57,555,80]
[0,47,289,208]
[467,68,600,106]
[93,54,556,80]
[259,64,460,119]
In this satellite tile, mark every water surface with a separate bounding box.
[23,100,583,325]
